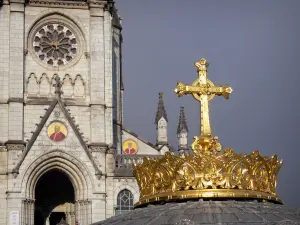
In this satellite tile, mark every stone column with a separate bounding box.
[106,147,115,175]
[112,26,122,151]
[104,6,113,146]
[84,200,89,225]
[21,200,25,225]
[70,212,75,225]
[87,201,92,225]
[105,177,114,218]
[0,2,10,103]
[89,2,105,105]
[0,146,7,225]
[90,105,106,144]
[81,201,86,225]
[23,200,27,225]
[8,0,25,144]
[75,201,81,225]
[46,214,50,225]
[65,212,70,225]
[89,0,107,146]
[30,200,34,225]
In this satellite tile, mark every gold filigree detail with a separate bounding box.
[133,58,283,207]
[133,149,282,207]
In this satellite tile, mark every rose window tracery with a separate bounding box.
[33,24,78,67]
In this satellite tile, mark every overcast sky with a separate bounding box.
[115,0,300,207]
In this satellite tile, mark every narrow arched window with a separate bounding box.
[115,189,134,215]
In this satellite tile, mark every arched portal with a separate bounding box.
[34,169,75,225]
[21,150,93,225]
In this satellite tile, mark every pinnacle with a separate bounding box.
[177,105,188,134]
[155,92,168,124]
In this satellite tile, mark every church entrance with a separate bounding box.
[34,169,75,225]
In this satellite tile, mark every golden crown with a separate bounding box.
[133,58,283,207]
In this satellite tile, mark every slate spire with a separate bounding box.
[177,106,188,134]
[155,92,168,124]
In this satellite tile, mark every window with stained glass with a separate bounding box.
[115,189,134,215]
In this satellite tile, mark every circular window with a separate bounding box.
[33,23,78,67]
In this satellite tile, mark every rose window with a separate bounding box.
[33,24,77,67]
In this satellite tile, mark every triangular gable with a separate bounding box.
[13,99,102,176]
[122,127,176,153]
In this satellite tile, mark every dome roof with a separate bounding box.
[93,200,300,225]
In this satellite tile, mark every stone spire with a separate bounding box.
[155,92,168,145]
[177,106,188,153]
[155,92,168,124]
[177,106,188,134]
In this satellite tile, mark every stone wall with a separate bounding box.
[0,5,9,102]
[0,1,169,224]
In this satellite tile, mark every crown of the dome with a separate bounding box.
[133,147,282,207]
[133,58,282,208]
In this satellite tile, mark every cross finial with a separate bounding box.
[53,76,63,98]
[174,58,232,152]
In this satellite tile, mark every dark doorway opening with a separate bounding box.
[34,169,75,225]
[50,212,66,225]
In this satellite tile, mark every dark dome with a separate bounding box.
[93,200,300,225]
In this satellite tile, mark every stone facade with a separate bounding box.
[0,1,183,225]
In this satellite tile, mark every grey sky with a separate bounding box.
[115,0,300,207]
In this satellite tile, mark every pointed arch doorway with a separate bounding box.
[34,169,75,225]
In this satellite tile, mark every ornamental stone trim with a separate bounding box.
[27,0,88,9]
[89,143,109,153]
[7,97,24,103]
[6,144,26,151]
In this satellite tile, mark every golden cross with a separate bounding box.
[174,58,232,140]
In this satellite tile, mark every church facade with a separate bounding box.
[0,0,189,225]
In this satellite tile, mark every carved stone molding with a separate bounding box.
[25,73,87,99]
[23,199,35,204]
[75,199,91,205]
[88,0,106,8]
[6,143,25,151]
[88,143,108,153]
[7,97,24,103]
[27,0,88,9]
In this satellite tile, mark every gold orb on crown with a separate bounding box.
[133,58,283,207]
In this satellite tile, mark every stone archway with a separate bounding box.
[34,169,75,225]
[21,150,93,225]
